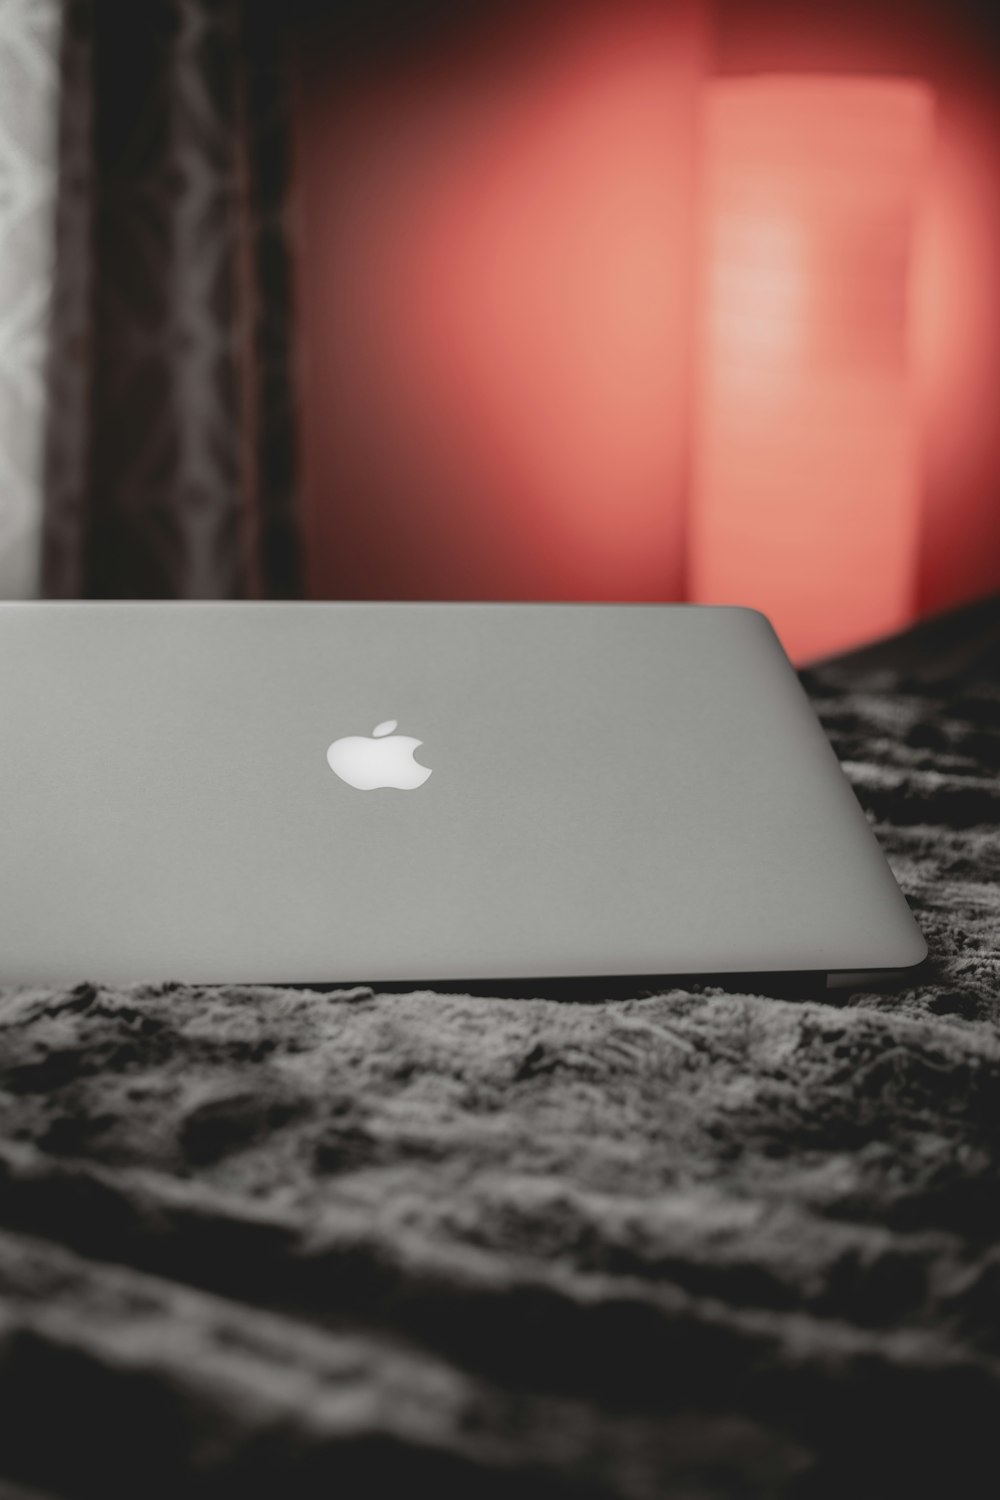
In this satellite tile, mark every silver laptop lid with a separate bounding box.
[0,602,925,985]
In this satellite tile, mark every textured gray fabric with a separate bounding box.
[0,601,998,1498]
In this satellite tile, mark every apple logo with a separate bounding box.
[326,720,432,791]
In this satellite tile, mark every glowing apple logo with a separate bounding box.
[326,720,432,791]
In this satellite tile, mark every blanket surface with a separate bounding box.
[1,599,998,1499]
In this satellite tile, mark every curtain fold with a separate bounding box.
[42,0,302,599]
[0,0,60,599]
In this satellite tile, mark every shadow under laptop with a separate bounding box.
[298,961,931,1003]
[302,971,834,1003]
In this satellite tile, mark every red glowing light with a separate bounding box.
[296,2,707,603]
[296,7,1000,661]
[689,76,935,662]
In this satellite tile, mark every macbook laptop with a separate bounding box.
[0,602,926,987]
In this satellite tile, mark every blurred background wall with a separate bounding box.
[296,1,705,612]
[294,0,1000,659]
[5,0,1000,662]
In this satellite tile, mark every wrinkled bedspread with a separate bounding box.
[1,599,999,1499]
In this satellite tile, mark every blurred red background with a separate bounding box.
[295,0,1000,661]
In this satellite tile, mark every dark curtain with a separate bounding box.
[42,0,301,599]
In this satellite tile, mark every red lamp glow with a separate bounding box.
[689,76,935,662]
[296,2,707,604]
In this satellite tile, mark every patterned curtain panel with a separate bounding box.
[42,0,302,599]
[0,0,60,598]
